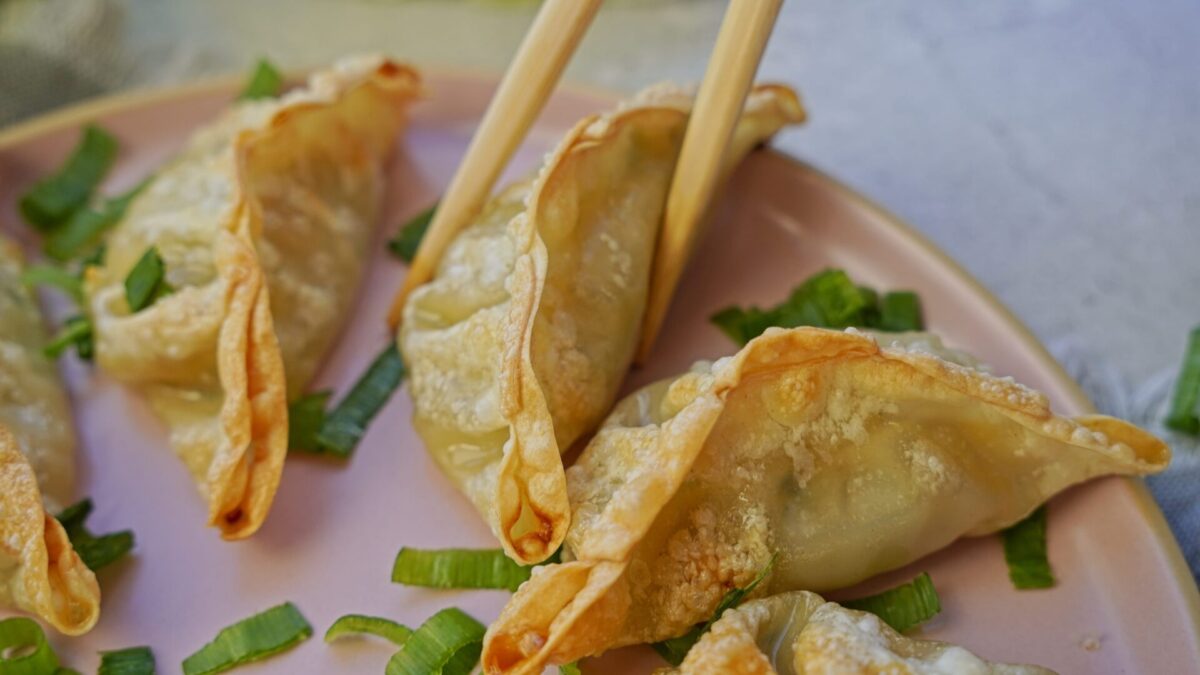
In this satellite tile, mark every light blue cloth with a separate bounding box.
[1053,338,1199,582]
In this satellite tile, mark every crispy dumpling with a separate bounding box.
[667,591,1055,675]
[0,239,99,635]
[400,83,805,564]
[482,327,1168,672]
[84,57,421,538]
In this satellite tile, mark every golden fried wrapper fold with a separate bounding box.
[85,56,422,538]
[482,328,1168,672]
[667,591,1056,675]
[0,427,99,635]
[401,83,806,563]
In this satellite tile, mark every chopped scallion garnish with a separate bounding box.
[55,498,135,572]
[387,203,437,263]
[1166,326,1200,435]
[878,291,923,332]
[652,554,776,666]
[325,615,412,647]
[44,180,149,262]
[384,608,485,675]
[710,269,924,345]
[21,264,83,303]
[313,343,405,458]
[182,603,312,675]
[1001,506,1055,589]
[238,59,285,101]
[124,247,172,313]
[0,617,62,674]
[98,646,155,675]
[19,125,118,230]
[287,391,332,453]
[44,316,94,362]
[238,59,285,100]
[559,663,582,675]
[82,244,107,269]
[843,572,942,633]
[391,547,533,592]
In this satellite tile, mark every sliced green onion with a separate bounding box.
[124,247,172,313]
[314,343,405,458]
[44,316,94,362]
[20,265,83,303]
[54,499,92,531]
[843,572,941,633]
[384,608,485,675]
[710,269,926,345]
[81,244,107,269]
[182,603,312,675]
[238,59,285,101]
[558,663,582,675]
[325,615,412,647]
[1166,326,1200,435]
[709,306,770,346]
[391,548,532,592]
[650,630,695,665]
[98,646,155,675]
[652,554,776,666]
[878,291,924,332]
[794,269,873,328]
[287,391,331,453]
[19,126,118,230]
[1001,506,1055,589]
[387,203,437,263]
[855,286,881,327]
[44,181,148,262]
[55,498,135,572]
[73,530,134,573]
[0,617,60,675]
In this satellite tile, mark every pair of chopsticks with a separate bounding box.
[389,0,783,362]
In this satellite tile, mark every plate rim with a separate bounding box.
[3,67,1197,649]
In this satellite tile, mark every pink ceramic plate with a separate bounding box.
[0,71,1197,674]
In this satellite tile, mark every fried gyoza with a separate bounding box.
[400,83,805,563]
[482,327,1168,672]
[669,591,1055,675]
[85,57,421,538]
[0,238,99,634]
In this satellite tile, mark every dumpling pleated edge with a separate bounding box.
[0,426,100,635]
[671,591,1057,675]
[480,327,1169,673]
[207,59,423,539]
[492,84,806,564]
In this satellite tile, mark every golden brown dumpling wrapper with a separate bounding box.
[0,239,99,635]
[84,56,421,538]
[481,327,1168,672]
[0,428,99,635]
[668,591,1055,675]
[400,83,805,564]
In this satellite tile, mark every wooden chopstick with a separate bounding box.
[636,0,783,362]
[388,0,603,327]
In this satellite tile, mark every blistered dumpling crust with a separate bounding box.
[481,328,1168,672]
[401,84,806,563]
[0,428,99,635]
[85,57,422,537]
[670,591,1056,675]
[0,239,99,634]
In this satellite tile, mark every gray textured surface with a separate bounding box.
[2,0,1198,571]
[4,0,1196,383]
